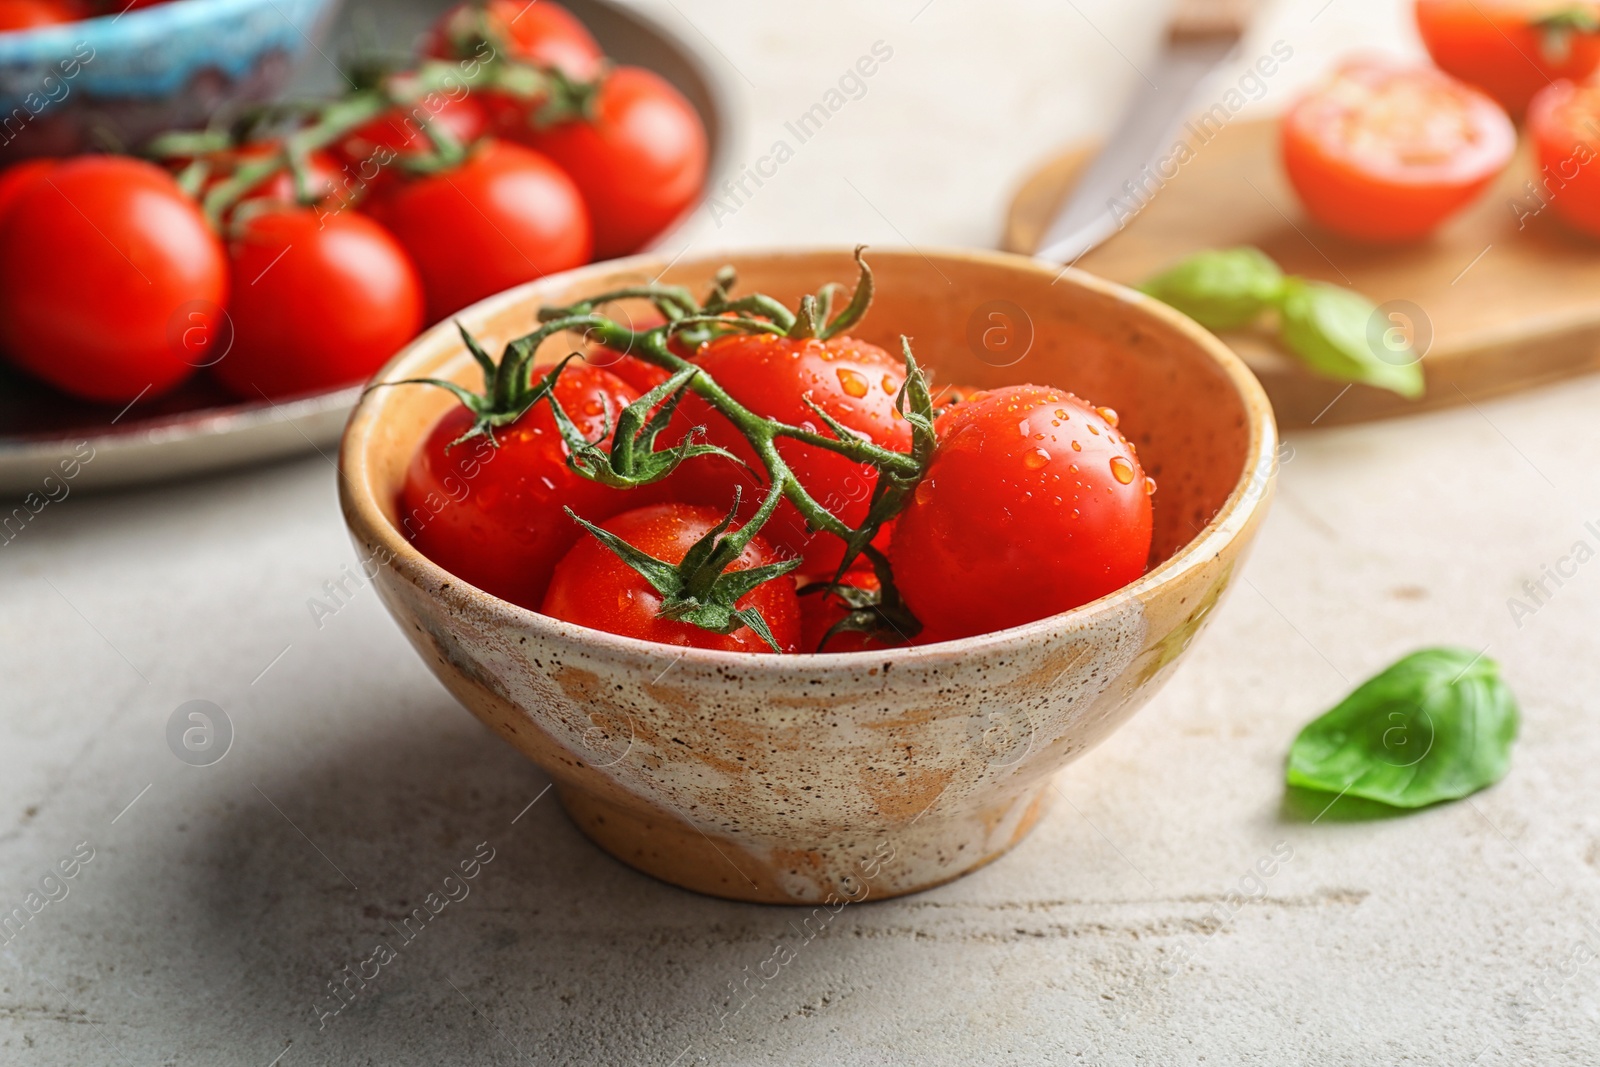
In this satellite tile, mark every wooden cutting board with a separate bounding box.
[1004,116,1600,428]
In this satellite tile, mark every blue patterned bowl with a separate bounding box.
[0,0,339,161]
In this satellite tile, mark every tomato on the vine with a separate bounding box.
[371,138,590,322]
[0,156,227,403]
[1280,61,1515,242]
[542,503,802,652]
[402,362,638,610]
[423,0,602,80]
[1528,78,1600,238]
[670,331,911,575]
[339,90,489,201]
[891,385,1153,640]
[517,66,707,258]
[195,142,343,210]
[799,569,896,653]
[1415,0,1600,118]
[213,207,423,400]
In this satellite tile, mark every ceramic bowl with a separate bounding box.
[0,0,339,163]
[338,247,1277,904]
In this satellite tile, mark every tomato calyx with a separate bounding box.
[541,352,741,488]
[1535,7,1600,64]
[564,486,803,652]
[799,547,922,652]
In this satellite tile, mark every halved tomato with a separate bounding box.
[1281,60,1516,241]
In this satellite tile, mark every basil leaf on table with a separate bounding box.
[1276,278,1425,400]
[1137,246,1286,331]
[1286,647,1519,809]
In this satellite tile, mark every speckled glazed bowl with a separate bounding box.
[339,248,1277,904]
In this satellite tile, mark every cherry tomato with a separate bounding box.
[1281,61,1515,242]
[1415,0,1600,118]
[582,311,701,394]
[669,332,911,576]
[372,138,590,323]
[0,156,226,403]
[423,0,602,80]
[338,90,489,201]
[1527,78,1600,237]
[891,386,1153,641]
[517,66,707,258]
[403,362,638,609]
[0,0,80,30]
[213,207,423,400]
[541,503,802,652]
[799,569,896,653]
[0,159,53,225]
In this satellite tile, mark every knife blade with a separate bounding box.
[1034,2,1255,266]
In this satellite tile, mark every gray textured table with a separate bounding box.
[5,0,1596,1063]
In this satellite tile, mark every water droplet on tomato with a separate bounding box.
[1096,406,1119,428]
[1110,456,1135,484]
[881,374,896,394]
[1054,408,1069,420]
[1023,448,1050,470]
[583,398,604,416]
[1144,475,1157,496]
[1071,440,1082,452]
[915,479,936,505]
[836,368,869,398]
[1087,423,1100,436]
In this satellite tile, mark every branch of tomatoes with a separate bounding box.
[388,249,937,650]
[143,47,594,229]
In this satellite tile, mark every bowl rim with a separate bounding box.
[339,244,1279,670]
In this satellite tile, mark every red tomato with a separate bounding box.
[339,90,489,201]
[541,503,802,652]
[1281,61,1516,242]
[1415,0,1600,118]
[799,569,897,653]
[891,386,1153,640]
[423,0,602,80]
[0,156,226,403]
[0,0,80,29]
[517,66,707,258]
[403,362,638,609]
[373,138,590,323]
[583,311,698,393]
[669,332,910,576]
[0,159,53,224]
[1527,78,1600,237]
[213,208,423,400]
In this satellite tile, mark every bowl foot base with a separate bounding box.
[556,780,1054,904]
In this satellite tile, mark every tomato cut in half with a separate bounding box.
[1281,61,1516,242]
[541,503,802,653]
[1415,0,1600,119]
[1527,77,1600,238]
[891,386,1153,641]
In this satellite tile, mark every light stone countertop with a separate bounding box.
[4,0,1597,1064]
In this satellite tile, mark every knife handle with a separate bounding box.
[1169,0,1258,40]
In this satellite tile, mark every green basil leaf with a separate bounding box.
[1286,647,1519,808]
[1275,279,1424,399]
[1138,246,1286,331]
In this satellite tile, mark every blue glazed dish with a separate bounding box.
[0,0,339,160]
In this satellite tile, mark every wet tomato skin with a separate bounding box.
[401,362,638,609]
[668,331,911,576]
[891,385,1153,641]
[541,503,802,652]
[799,569,895,653]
